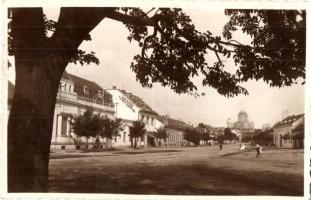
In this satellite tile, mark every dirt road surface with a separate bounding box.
[49,144,304,195]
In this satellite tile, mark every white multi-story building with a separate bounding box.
[106,87,164,147]
[8,71,115,150]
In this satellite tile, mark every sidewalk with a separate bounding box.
[50,146,187,159]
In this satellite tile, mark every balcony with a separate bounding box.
[57,90,114,113]
[57,90,78,101]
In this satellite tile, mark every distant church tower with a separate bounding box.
[238,110,248,122]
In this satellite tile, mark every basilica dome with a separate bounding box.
[238,110,248,116]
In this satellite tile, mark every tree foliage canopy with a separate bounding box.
[100,118,124,139]
[184,128,201,145]
[9,8,305,97]
[224,128,239,141]
[71,109,102,139]
[155,127,168,139]
[223,10,305,87]
[129,120,146,139]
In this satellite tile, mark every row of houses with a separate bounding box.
[8,71,190,150]
[252,114,305,148]
[7,71,305,149]
[225,109,305,148]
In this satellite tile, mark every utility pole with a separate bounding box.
[114,102,119,118]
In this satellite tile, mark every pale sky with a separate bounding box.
[7,8,305,128]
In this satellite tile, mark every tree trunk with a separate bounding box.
[130,136,133,148]
[134,137,137,148]
[8,60,64,192]
[86,137,89,149]
[8,7,110,192]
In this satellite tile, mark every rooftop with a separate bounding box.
[158,116,190,130]
[62,71,113,105]
[110,88,158,115]
[274,114,304,129]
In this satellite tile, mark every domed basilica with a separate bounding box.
[227,110,255,140]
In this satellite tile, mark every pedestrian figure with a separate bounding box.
[219,143,223,151]
[256,144,261,158]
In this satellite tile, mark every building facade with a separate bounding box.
[8,71,116,150]
[106,87,164,147]
[227,110,255,141]
[158,116,189,146]
[273,114,304,148]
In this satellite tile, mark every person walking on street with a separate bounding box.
[256,144,261,158]
[219,143,223,151]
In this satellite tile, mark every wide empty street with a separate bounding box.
[49,144,304,195]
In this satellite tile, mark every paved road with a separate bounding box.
[49,144,304,195]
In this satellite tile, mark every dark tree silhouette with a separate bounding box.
[100,118,124,148]
[8,8,305,192]
[129,120,146,148]
[224,128,238,141]
[184,128,202,146]
[71,109,102,147]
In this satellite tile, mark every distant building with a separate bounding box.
[273,114,304,148]
[208,127,225,138]
[227,110,255,141]
[158,116,189,146]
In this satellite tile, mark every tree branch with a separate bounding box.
[105,10,156,26]
[146,8,156,15]
[215,51,222,65]
[49,7,112,69]
[141,27,158,59]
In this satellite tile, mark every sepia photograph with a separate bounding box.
[1,2,309,199]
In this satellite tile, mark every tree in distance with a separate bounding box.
[100,118,124,149]
[224,128,239,142]
[196,123,211,145]
[8,8,305,191]
[71,109,102,149]
[184,128,202,146]
[129,120,147,148]
[155,127,169,146]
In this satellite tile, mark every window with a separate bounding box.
[147,117,150,124]
[58,83,62,91]
[151,118,154,125]
[61,116,68,136]
[83,86,89,94]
